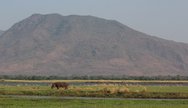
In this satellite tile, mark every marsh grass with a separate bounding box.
[0,84,188,98]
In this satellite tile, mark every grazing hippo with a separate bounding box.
[51,82,69,89]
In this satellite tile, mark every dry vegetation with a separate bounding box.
[1,80,188,99]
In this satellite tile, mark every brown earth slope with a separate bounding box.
[0,14,188,76]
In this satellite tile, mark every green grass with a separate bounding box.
[146,86,188,93]
[0,96,188,108]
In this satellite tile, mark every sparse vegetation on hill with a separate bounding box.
[1,75,188,80]
[0,14,188,76]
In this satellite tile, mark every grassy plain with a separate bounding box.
[0,84,188,98]
[1,80,188,108]
[1,96,188,108]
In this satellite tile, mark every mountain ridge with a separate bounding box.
[0,13,188,76]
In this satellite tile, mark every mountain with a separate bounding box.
[0,30,4,35]
[0,13,188,76]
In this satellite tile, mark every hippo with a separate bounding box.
[51,82,69,89]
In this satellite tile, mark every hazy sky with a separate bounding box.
[0,0,188,43]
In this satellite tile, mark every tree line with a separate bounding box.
[0,75,188,80]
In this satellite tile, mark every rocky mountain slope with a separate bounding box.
[0,14,188,76]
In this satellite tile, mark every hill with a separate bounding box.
[0,13,188,76]
[0,30,4,35]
